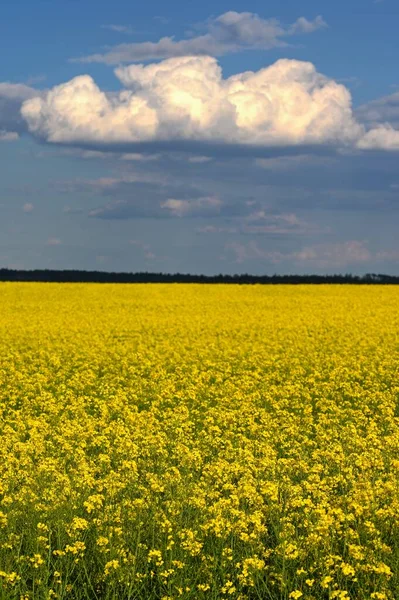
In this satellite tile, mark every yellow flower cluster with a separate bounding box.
[1,283,399,599]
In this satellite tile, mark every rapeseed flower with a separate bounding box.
[0,283,399,599]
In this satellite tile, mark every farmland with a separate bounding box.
[1,283,399,600]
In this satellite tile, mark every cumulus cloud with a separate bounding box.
[0,82,39,136]
[73,12,327,64]
[355,91,399,150]
[357,125,399,150]
[22,56,366,150]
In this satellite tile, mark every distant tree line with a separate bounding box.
[0,269,398,284]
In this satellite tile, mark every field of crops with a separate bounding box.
[1,283,399,600]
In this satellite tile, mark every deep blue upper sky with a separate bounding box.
[2,0,398,102]
[0,0,398,274]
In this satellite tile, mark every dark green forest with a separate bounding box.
[0,269,398,284]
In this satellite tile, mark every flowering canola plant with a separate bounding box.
[1,283,399,600]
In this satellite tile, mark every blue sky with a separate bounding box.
[1,0,399,274]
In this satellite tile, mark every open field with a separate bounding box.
[1,283,399,600]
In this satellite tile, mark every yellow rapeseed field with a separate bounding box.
[1,283,399,600]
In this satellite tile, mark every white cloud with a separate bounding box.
[88,201,127,218]
[0,82,37,101]
[226,240,373,267]
[201,211,327,236]
[21,56,366,149]
[0,130,18,141]
[188,155,212,163]
[242,210,328,235]
[17,54,399,153]
[73,12,327,64]
[22,73,159,144]
[294,241,371,267]
[120,152,160,161]
[41,147,160,161]
[355,91,399,149]
[102,24,134,34]
[161,195,222,217]
[357,124,399,150]
[356,91,399,129]
[288,16,327,35]
[77,150,108,159]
